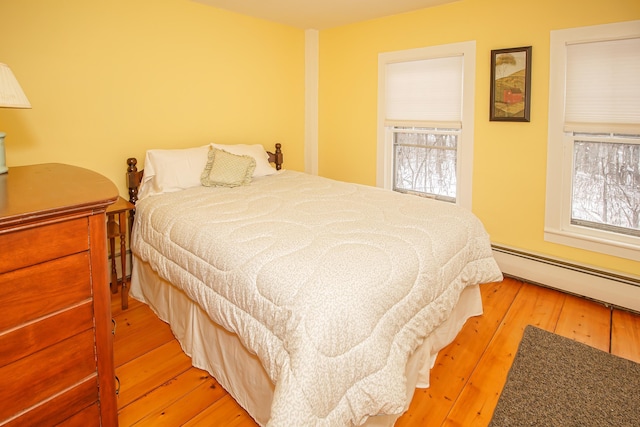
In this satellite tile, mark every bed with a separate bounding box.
[125,143,503,427]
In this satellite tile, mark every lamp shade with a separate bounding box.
[0,63,31,108]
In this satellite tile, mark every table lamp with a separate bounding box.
[0,63,31,174]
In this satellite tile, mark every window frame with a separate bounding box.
[545,20,640,261]
[377,41,476,210]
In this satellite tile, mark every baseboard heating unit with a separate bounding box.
[492,245,640,313]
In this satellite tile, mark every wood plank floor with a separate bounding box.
[111,277,640,426]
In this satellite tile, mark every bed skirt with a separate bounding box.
[130,256,483,426]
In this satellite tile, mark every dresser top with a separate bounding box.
[0,163,118,228]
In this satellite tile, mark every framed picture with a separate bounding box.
[490,46,532,122]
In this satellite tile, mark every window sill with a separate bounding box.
[544,228,640,261]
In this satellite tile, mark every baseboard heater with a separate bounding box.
[491,244,640,313]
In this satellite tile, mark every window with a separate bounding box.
[392,126,458,202]
[377,41,476,209]
[546,20,640,260]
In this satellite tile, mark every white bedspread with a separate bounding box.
[131,170,502,426]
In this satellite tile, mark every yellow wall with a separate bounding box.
[0,0,306,197]
[1,0,638,277]
[318,0,640,276]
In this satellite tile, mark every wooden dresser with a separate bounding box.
[0,164,119,426]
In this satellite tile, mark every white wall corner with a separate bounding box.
[304,29,319,175]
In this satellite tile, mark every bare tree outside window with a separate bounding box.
[572,136,640,236]
[393,127,458,202]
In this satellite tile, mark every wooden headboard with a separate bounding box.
[126,143,283,205]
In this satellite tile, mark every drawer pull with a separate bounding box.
[112,318,116,335]
[115,376,120,396]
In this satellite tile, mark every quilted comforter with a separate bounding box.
[131,170,502,426]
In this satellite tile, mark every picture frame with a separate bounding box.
[490,46,532,122]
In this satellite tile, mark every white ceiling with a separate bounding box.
[192,0,458,30]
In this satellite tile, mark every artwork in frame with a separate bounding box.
[490,46,532,122]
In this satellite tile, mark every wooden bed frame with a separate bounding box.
[126,143,283,205]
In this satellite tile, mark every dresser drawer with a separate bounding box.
[0,217,88,274]
[1,377,99,427]
[0,329,98,422]
[0,252,92,332]
[0,302,94,367]
[56,402,101,427]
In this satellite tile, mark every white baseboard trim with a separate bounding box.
[492,245,640,312]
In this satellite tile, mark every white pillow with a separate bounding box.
[210,143,276,177]
[137,145,209,200]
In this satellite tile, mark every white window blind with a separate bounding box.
[565,37,640,133]
[385,55,463,128]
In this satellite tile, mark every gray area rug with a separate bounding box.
[489,325,640,427]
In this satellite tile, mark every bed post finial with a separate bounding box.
[274,143,283,170]
[267,143,283,170]
[126,157,140,205]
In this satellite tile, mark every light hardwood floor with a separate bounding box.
[112,277,640,426]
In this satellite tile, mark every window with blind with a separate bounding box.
[545,20,640,260]
[377,41,476,209]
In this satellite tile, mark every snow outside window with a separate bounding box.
[546,20,640,261]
